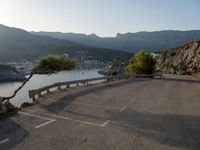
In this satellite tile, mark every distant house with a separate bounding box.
[63,54,69,58]
[0,64,25,82]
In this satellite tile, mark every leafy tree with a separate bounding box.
[2,55,76,102]
[35,55,76,74]
[125,50,156,74]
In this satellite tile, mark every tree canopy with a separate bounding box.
[34,55,76,74]
[125,51,156,74]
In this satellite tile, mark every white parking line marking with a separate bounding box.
[119,106,127,112]
[45,113,109,127]
[101,120,110,127]
[19,111,56,129]
[19,111,54,121]
[72,102,119,110]
[131,98,136,102]
[23,109,35,113]
[35,119,56,129]
[0,138,10,145]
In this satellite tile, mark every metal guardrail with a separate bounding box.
[28,73,164,101]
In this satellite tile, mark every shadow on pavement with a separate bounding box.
[43,79,149,113]
[0,113,28,150]
[109,110,200,150]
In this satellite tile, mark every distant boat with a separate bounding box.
[0,64,26,82]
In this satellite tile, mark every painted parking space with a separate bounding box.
[19,95,135,128]
[0,138,9,145]
[18,111,56,129]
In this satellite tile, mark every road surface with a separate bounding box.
[1,77,200,150]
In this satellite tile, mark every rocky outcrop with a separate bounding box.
[156,40,200,75]
[0,96,18,116]
[0,97,7,115]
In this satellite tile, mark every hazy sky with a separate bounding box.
[0,0,200,36]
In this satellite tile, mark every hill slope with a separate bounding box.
[0,25,131,62]
[31,30,200,53]
[156,40,200,75]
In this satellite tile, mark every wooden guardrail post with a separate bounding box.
[38,92,42,97]
[46,88,51,93]
[55,83,62,91]
[29,90,36,101]
[57,86,62,91]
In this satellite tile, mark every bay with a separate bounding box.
[0,70,103,107]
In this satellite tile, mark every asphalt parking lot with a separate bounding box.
[1,78,200,150]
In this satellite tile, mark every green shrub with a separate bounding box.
[35,55,76,74]
[125,50,156,74]
[111,70,118,75]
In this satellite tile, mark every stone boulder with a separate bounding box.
[0,97,7,115]
[0,96,17,116]
[4,101,17,112]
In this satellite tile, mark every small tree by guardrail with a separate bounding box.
[125,50,156,74]
[2,55,76,102]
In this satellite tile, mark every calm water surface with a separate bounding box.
[0,70,103,107]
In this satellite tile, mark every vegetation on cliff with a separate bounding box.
[125,51,156,74]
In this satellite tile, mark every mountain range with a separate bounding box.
[1,24,200,63]
[0,25,131,62]
[32,30,200,53]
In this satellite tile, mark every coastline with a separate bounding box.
[0,70,103,107]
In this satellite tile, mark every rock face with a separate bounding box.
[0,97,7,115]
[0,96,17,116]
[156,40,200,75]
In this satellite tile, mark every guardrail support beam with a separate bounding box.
[57,86,62,91]
[38,92,42,97]
[46,89,50,93]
